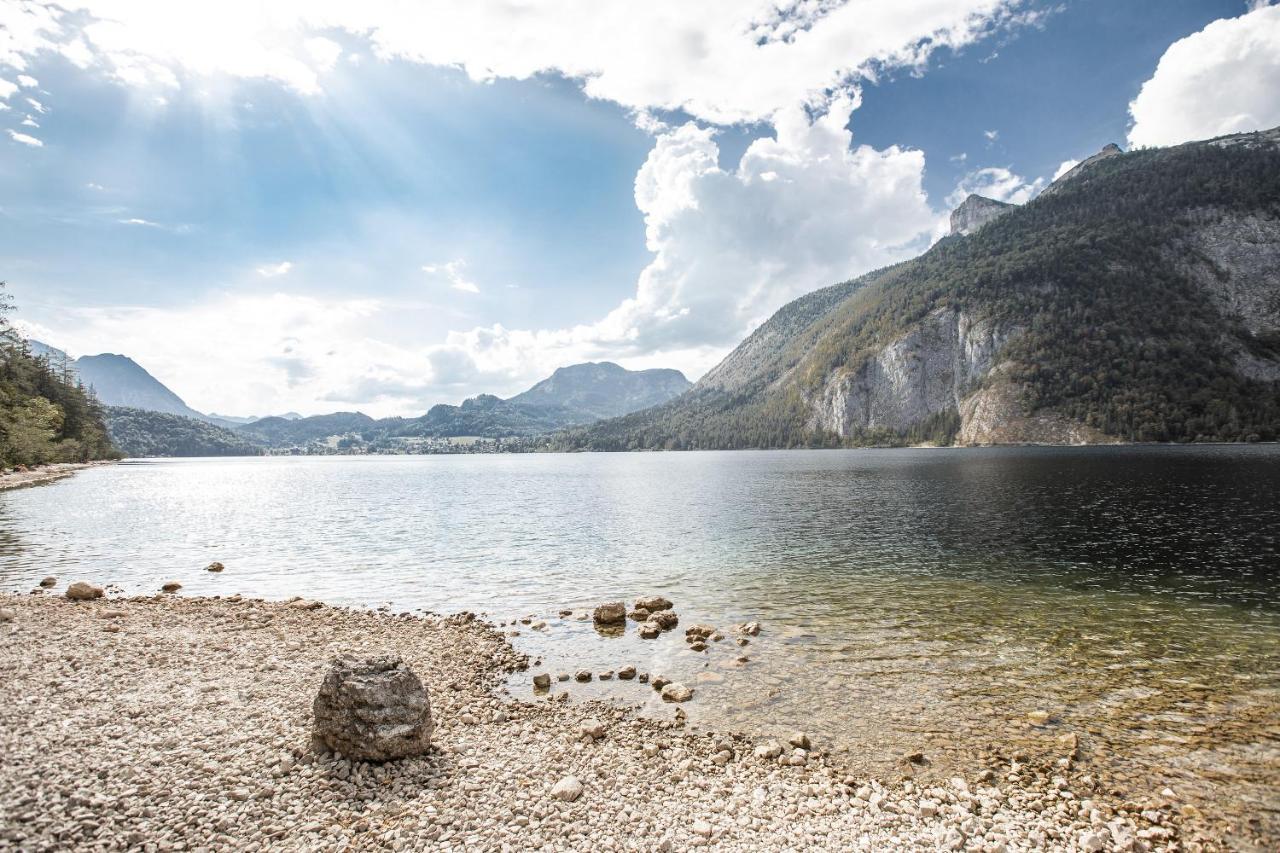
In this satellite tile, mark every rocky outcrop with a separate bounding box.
[1041,143,1123,196]
[949,194,1015,236]
[312,655,433,761]
[956,374,1117,446]
[807,308,1018,436]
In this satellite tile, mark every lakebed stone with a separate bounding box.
[312,655,432,762]
[592,602,626,625]
[660,682,694,703]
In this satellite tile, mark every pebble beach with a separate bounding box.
[0,588,1224,852]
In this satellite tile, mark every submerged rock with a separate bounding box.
[592,602,626,626]
[638,621,661,639]
[635,596,673,612]
[532,673,551,689]
[206,562,225,573]
[312,655,433,762]
[38,576,56,588]
[660,682,694,703]
[650,610,679,630]
[160,581,182,593]
[65,582,103,601]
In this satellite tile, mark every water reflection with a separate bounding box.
[2,447,1278,836]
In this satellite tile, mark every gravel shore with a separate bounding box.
[0,461,113,491]
[0,591,1213,851]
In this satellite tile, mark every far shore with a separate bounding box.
[0,460,115,491]
[0,586,1219,850]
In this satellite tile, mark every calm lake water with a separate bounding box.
[3,447,1279,836]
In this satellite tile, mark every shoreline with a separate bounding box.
[0,589,1219,851]
[0,460,115,491]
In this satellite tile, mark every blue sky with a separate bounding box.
[2,0,1277,417]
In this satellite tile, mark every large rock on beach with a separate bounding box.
[65,582,104,601]
[592,602,626,625]
[312,655,433,762]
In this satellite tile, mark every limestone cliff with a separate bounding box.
[949,194,1015,236]
[806,308,1017,435]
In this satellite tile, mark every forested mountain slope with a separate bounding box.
[104,407,265,458]
[556,128,1280,450]
[0,292,117,466]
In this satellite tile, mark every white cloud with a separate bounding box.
[423,260,480,294]
[984,129,999,141]
[946,165,1045,209]
[1128,5,1280,148]
[25,96,46,113]
[1051,158,1079,181]
[0,78,16,99]
[430,98,940,385]
[21,116,38,127]
[256,260,293,278]
[7,129,43,147]
[37,293,406,416]
[86,181,105,190]
[118,217,160,226]
[17,74,38,87]
[7,1,1028,124]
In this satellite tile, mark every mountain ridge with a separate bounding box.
[554,127,1280,450]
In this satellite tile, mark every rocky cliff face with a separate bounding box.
[806,308,1018,435]
[562,126,1280,451]
[949,194,1015,236]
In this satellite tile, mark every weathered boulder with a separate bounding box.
[660,682,694,703]
[161,581,182,593]
[592,602,626,625]
[635,596,673,612]
[206,562,225,573]
[65,582,104,601]
[532,673,551,689]
[684,624,714,641]
[638,621,661,639]
[649,610,679,630]
[312,655,432,761]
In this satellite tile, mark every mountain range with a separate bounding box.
[556,127,1280,450]
[29,337,693,455]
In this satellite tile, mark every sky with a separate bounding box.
[2,0,1278,418]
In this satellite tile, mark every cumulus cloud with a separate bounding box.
[7,129,42,146]
[423,260,480,294]
[17,74,38,87]
[1128,4,1280,148]
[256,260,293,278]
[0,78,16,99]
[430,98,940,385]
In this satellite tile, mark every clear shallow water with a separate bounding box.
[3,447,1279,835]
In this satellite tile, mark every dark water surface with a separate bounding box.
[3,447,1278,836]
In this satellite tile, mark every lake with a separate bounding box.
[3,447,1278,836]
